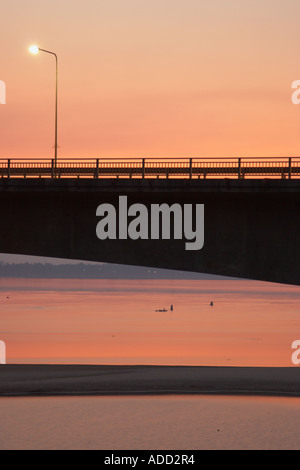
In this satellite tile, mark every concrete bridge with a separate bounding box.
[0,159,299,285]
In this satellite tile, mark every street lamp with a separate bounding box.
[29,45,58,175]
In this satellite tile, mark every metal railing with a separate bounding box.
[0,157,299,179]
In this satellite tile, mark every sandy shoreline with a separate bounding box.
[0,365,300,397]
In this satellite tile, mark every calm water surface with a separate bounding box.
[0,278,299,366]
[0,395,300,450]
[0,278,300,450]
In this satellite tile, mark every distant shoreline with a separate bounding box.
[0,262,233,280]
[1,365,300,397]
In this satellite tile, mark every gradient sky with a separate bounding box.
[1,0,299,159]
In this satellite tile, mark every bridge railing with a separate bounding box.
[0,157,299,179]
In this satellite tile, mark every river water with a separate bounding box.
[0,278,299,366]
[1,395,300,450]
[0,277,299,450]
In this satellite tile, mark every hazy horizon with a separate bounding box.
[0,253,232,280]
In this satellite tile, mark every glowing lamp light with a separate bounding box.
[29,45,39,54]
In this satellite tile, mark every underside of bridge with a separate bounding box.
[0,178,299,285]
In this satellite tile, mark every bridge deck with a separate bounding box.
[0,157,299,179]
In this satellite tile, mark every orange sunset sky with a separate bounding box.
[0,0,299,159]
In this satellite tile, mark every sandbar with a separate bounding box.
[0,365,300,397]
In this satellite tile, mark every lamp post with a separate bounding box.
[29,45,58,175]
